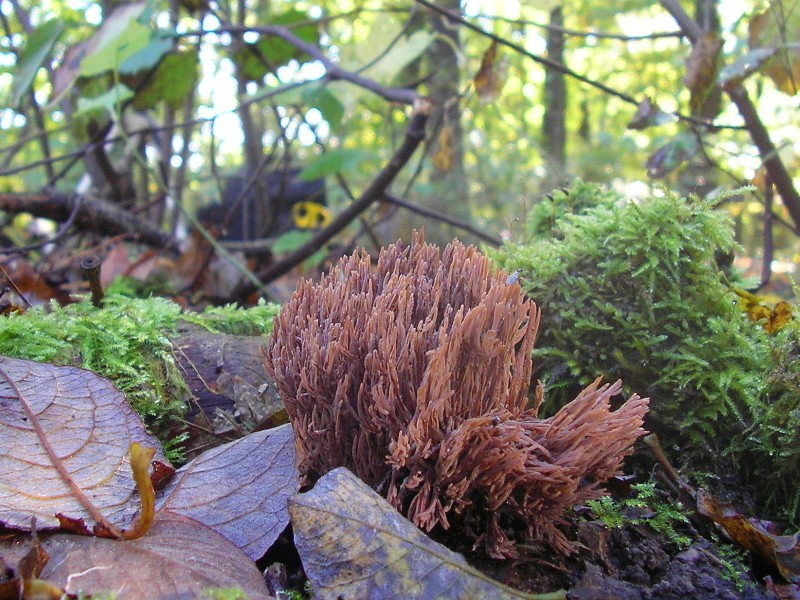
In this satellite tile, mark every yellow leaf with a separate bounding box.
[765,301,792,334]
[431,125,455,172]
[122,442,156,540]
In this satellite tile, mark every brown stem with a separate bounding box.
[80,255,104,307]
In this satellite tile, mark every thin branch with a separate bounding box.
[0,192,178,250]
[0,196,83,256]
[660,0,800,232]
[382,192,502,246]
[473,13,683,41]
[182,25,419,105]
[257,98,433,284]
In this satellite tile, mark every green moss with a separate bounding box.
[489,183,800,524]
[0,295,280,461]
[587,483,691,548]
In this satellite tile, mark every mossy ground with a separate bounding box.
[489,182,800,526]
[0,293,280,462]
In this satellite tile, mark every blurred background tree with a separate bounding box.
[0,0,797,293]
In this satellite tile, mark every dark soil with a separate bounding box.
[471,519,772,599]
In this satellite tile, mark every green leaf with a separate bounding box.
[339,15,433,84]
[271,230,312,253]
[79,3,156,77]
[75,83,134,115]
[234,8,319,81]
[302,86,345,131]
[12,19,65,107]
[298,149,370,181]
[119,32,173,74]
[133,50,198,109]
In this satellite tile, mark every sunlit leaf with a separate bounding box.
[78,3,153,77]
[12,19,65,107]
[339,15,434,85]
[75,83,134,115]
[719,47,776,90]
[298,148,370,180]
[683,32,722,114]
[432,125,456,172]
[749,9,800,95]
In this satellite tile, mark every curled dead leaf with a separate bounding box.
[0,356,173,535]
[697,490,800,581]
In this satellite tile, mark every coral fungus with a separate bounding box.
[265,233,649,557]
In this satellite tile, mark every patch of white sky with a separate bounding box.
[192,5,327,160]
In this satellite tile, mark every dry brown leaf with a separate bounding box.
[157,424,298,559]
[0,356,173,534]
[697,490,800,581]
[474,40,504,104]
[749,9,800,95]
[683,32,723,114]
[1,512,272,599]
[289,467,550,600]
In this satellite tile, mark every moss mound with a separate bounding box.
[490,183,799,524]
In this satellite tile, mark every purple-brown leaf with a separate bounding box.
[0,356,173,533]
[1,512,272,599]
[157,424,298,559]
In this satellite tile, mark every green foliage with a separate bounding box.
[489,182,800,524]
[587,483,691,548]
[203,588,248,600]
[491,184,767,437]
[0,295,280,461]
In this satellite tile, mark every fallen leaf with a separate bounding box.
[731,287,793,334]
[289,467,544,600]
[697,490,800,580]
[0,356,173,534]
[157,424,298,560]
[0,512,272,600]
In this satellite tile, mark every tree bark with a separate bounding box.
[542,6,567,190]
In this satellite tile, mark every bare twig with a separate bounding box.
[660,0,800,232]
[382,191,502,246]
[183,25,419,105]
[0,192,178,250]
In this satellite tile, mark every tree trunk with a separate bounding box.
[542,6,567,190]
[425,0,469,246]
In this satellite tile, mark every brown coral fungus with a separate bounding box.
[265,232,649,558]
